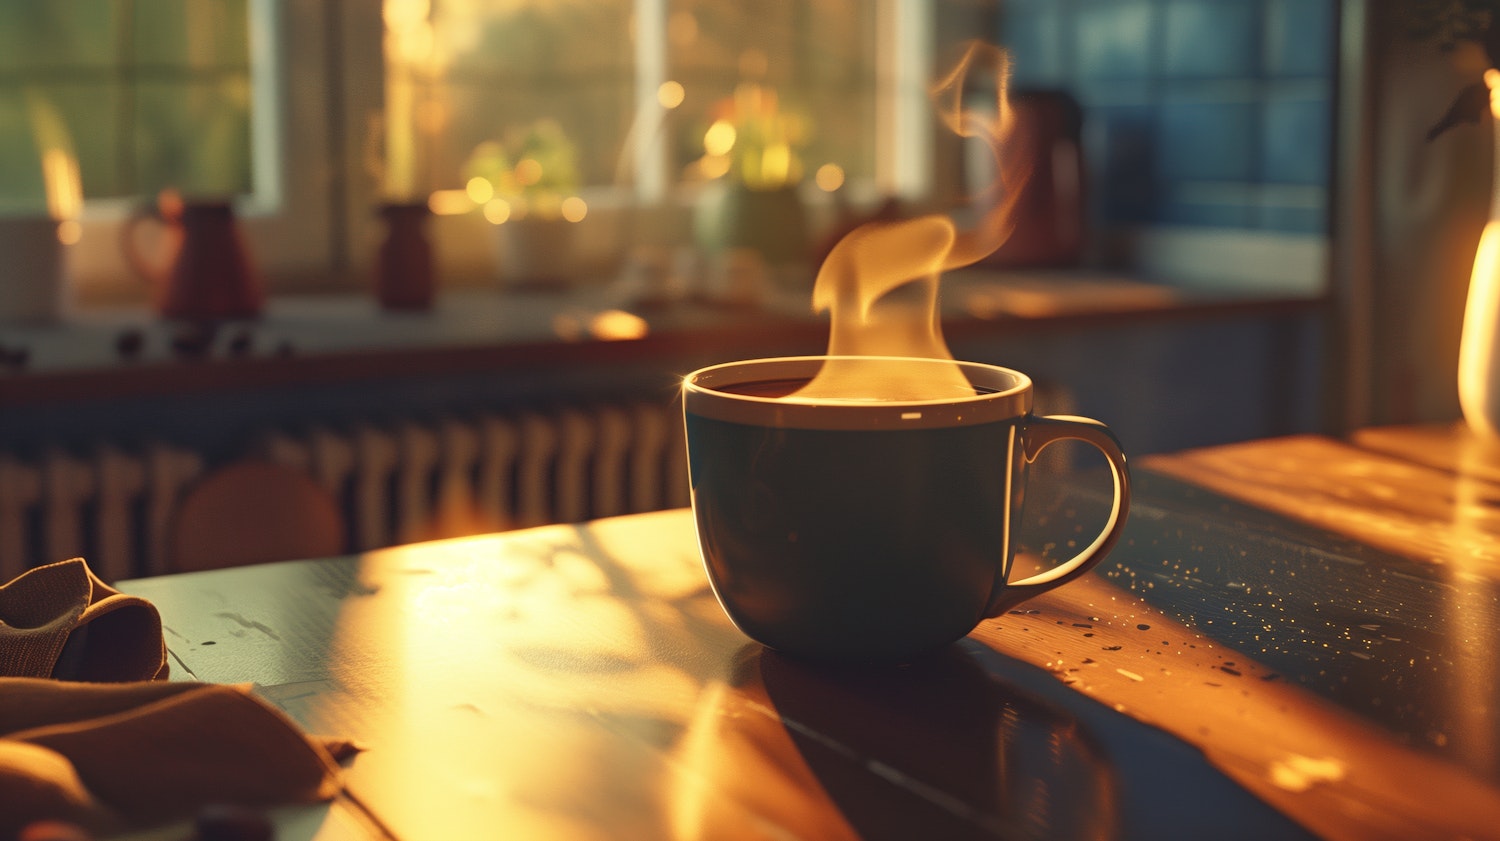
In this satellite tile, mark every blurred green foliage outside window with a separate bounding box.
[0,0,251,213]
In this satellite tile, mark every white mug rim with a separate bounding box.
[683,355,1033,430]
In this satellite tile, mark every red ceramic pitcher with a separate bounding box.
[124,193,263,321]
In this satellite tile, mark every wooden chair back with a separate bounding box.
[169,460,346,572]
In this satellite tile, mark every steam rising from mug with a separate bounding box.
[792,42,1028,403]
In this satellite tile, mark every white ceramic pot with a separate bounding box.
[0,216,64,323]
[490,216,574,289]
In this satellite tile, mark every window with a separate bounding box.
[664,1,880,190]
[0,1,253,209]
[378,0,637,198]
[374,0,988,282]
[2,0,333,303]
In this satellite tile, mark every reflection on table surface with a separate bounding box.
[122,424,1500,841]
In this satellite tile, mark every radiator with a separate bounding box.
[0,401,688,582]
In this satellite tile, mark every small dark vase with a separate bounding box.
[376,202,435,311]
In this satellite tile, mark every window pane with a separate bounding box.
[381,0,636,199]
[53,83,126,199]
[0,2,118,74]
[381,0,887,204]
[0,83,124,205]
[133,0,250,70]
[130,0,252,196]
[667,0,879,188]
[134,77,253,196]
[0,0,252,210]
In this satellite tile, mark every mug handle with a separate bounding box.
[985,415,1131,618]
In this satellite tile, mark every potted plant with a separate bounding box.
[463,119,585,288]
[691,83,811,270]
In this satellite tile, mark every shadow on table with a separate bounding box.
[670,643,1117,840]
[760,646,1122,840]
[669,640,1327,841]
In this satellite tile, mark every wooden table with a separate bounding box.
[121,424,1500,840]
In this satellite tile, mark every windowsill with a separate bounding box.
[0,266,1326,408]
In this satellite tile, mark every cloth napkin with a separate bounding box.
[0,557,167,683]
[0,559,351,836]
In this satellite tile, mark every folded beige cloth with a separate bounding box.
[0,559,351,836]
[0,678,351,836]
[0,558,167,682]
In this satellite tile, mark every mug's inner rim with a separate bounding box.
[686,356,1030,407]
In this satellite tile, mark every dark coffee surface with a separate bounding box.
[716,378,805,399]
[715,377,1001,402]
[687,412,1023,661]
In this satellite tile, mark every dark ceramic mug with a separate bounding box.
[683,356,1131,663]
